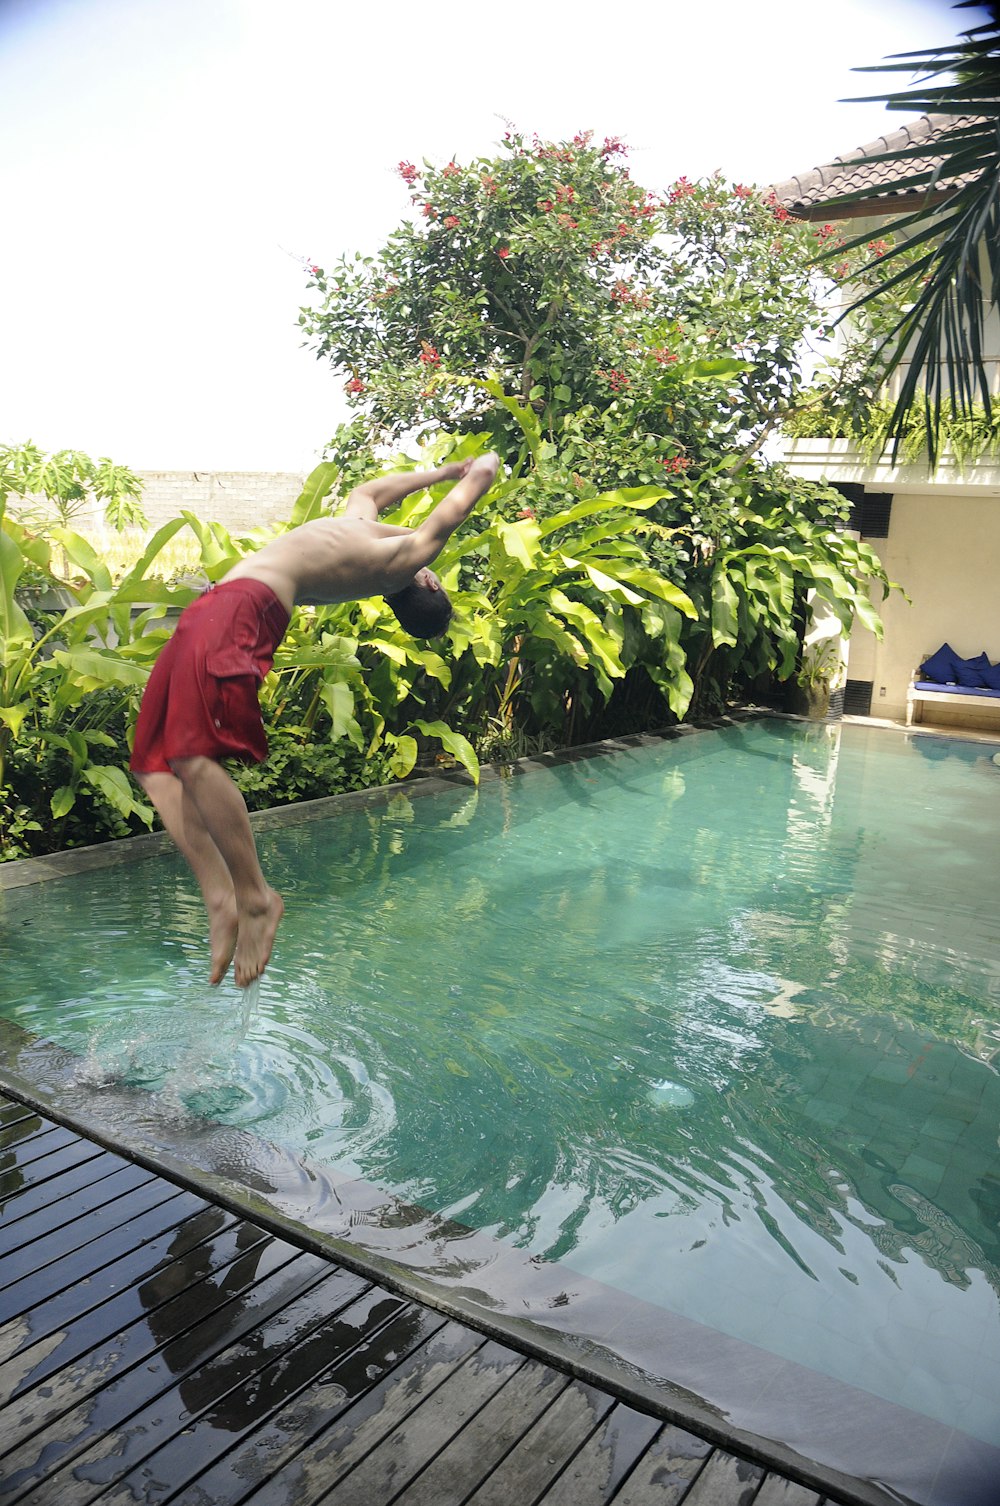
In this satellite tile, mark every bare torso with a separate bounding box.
[220,517,410,615]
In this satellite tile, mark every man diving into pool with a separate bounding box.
[130,451,500,989]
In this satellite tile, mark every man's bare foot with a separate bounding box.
[233,889,284,988]
[207,894,239,986]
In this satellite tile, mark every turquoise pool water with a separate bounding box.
[3,719,1000,1450]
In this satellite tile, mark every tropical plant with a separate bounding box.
[1,441,147,533]
[808,2,1000,464]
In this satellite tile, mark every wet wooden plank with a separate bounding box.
[321,1339,536,1505]
[0,1135,107,1205]
[235,1319,486,1505]
[0,1096,40,1131]
[176,1301,449,1505]
[0,1161,157,1256]
[531,1402,663,1506]
[0,1113,53,1152]
[0,1202,237,1354]
[0,1149,143,1232]
[86,1281,411,1506]
[681,1449,766,1504]
[463,1377,614,1506]
[752,1477,823,1506]
[610,1421,715,1505]
[0,1183,201,1313]
[0,1233,316,1494]
[391,1356,568,1506]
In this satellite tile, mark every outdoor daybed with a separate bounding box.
[907,643,1000,729]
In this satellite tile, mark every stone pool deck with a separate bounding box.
[0,1086,837,1506]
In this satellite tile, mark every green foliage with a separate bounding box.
[1,441,147,532]
[784,394,1000,470]
[2,135,902,860]
[301,135,833,476]
[807,7,1000,464]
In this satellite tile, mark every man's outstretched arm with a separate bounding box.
[343,460,472,522]
[374,453,500,589]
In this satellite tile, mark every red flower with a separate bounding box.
[652,347,678,364]
[481,173,498,195]
[601,135,627,157]
[398,161,419,184]
[668,176,695,203]
[556,184,575,204]
[815,223,838,242]
[772,202,791,223]
[733,184,752,200]
[443,214,460,229]
[442,160,461,177]
[539,198,554,213]
[308,264,320,276]
[419,342,441,366]
[557,213,579,229]
[518,507,535,519]
[867,238,889,258]
[606,369,630,391]
[497,246,510,259]
[345,377,365,395]
[662,455,690,473]
[422,204,437,219]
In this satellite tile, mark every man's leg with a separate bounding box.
[137,771,239,985]
[168,756,283,988]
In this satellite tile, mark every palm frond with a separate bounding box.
[807,9,1000,465]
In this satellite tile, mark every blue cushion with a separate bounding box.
[980,660,1000,691]
[954,655,988,687]
[919,643,960,683]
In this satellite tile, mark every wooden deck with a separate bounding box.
[0,1088,840,1506]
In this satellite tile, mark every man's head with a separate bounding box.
[384,567,453,639]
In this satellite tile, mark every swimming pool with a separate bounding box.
[2,717,999,1502]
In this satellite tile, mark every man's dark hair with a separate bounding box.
[384,582,453,638]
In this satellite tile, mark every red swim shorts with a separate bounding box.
[130,579,290,774]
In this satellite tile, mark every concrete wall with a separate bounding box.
[50,470,311,536]
[848,490,1000,723]
[134,470,309,533]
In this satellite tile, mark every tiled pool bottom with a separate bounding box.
[3,719,1000,1506]
[1,1017,996,1506]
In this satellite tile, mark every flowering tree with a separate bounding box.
[299,132,893,722]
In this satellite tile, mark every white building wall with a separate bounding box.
[848,490,1000,722]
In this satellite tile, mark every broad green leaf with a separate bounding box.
[493,518,539,570]
[549,590,625,677]
[51,786,76,819]
[290,462,341,526]
[318,680,365,748]
[52,645,149,689]
[685,358,753,380]
[411,718,480,783]
[115,518,190,593]
[386,733,418,779]
[0,704,29,738]
[49,528,113,591]
[591,560,697,618]
[83,763,152,824]
[537,487,661,536]
[0,531,32,642]
[711,568,740,648]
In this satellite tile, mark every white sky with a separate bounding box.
[0,0,981,472]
